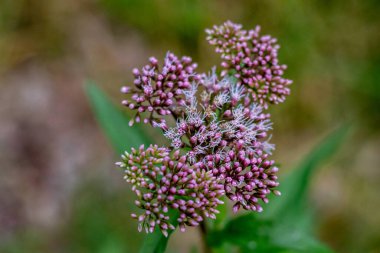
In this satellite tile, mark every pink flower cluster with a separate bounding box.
[206,21,292,108]
[121,52,199,126]
[199,149,280,213]
[117,21,292,236]
[163,79,276,212]
[116,144,224,236]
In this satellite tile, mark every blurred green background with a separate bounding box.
[0,0,379,252]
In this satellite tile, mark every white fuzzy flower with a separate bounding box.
[213,92,230,108]
[229,83,245,103]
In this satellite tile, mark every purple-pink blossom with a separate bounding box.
[116,21,292,235]
[206,20,292,108]
[121,52,199,126]
[116,144,224,236]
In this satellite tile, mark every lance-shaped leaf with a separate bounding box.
[85,81,150,153]
[208,125,350,253]
[85,81,177,253]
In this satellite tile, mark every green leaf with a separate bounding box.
[85,81,151,153]
[139,210,179,253]
[208,125,350,253]
[208,214,334,253]
[85,82,178,252]
[263,125,350,222]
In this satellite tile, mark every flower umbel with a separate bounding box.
[116,144,224,236]
[206,20,292,108]
[116,21,292,235]
[121,52,199,127]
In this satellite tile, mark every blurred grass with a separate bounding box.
[99,0,207,54]
[61,180,143,253]
[0,179,144,253]
[0,0,379,252]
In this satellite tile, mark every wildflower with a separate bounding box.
[206,21,292,108]
[116,145,224,235]
[229,83,245,106]
[117,21,291,235]
[121,52,199,126]
[213,92,230,108]
[204,149,279,213]
[201,67,230,93]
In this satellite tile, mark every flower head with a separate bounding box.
[206,21,292,108]
[117,21,291,235]
[116,144,224,236]
[121,52,199,126]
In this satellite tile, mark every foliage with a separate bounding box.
[207,126,349,253]
[85,81,151,153]
[86,82,172,253]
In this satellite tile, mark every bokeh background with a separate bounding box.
[1,0,379,252]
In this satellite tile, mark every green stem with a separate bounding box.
[199,220,212,253]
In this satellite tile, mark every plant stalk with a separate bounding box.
[199,220,212,253]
